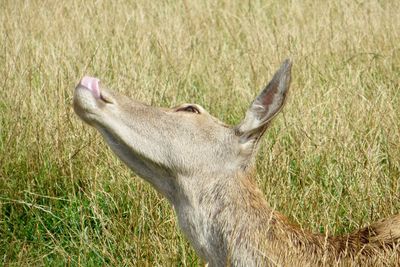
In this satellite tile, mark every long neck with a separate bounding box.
[174,171,334,266]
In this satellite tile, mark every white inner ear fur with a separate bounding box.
[239,110,263,135]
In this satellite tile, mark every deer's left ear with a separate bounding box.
[236,59,292,144]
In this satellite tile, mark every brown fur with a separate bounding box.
[215,172,400,265]
[73,61,400,266]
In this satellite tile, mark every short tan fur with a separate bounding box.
[74,60,400,266]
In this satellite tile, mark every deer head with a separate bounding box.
[73,60,291,207]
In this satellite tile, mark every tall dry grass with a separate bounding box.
[1,0,399,265]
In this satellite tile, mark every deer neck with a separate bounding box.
[172,170,299,265]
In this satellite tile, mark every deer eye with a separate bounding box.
[176,105,201,114]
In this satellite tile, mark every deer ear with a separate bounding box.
[236,59,292,144]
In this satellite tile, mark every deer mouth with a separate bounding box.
[80,76,101,98]
[73,76,115,124]
[77,76,113,104]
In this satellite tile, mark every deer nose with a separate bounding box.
[79,76,101,99]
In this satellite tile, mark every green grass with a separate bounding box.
[1,0,400,265]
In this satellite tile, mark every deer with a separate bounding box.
[73,60,400,266]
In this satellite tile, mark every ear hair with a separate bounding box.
[236,59,292,145]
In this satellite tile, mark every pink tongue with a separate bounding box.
[80,76,100,98]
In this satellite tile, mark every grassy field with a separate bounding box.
[1,0,400,265]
